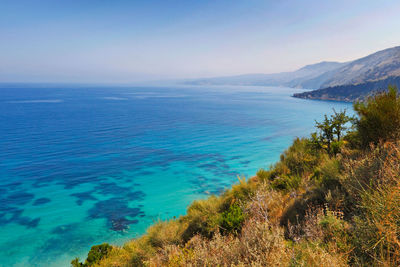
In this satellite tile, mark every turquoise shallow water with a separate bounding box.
[0,84,352,266]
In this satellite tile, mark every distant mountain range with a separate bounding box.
[186,61,346,88]
[186,46,400,101]
[294,46,400,101]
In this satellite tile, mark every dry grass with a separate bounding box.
[291,241,348,267]
[339,141,400,265]
[151,220,290,267]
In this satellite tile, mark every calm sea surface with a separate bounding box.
[0,84,352,266]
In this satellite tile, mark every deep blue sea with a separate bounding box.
[0,84,352,266]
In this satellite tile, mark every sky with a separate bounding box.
[1,0,400,83]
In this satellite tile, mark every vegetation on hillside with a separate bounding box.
[293,76,400,102]
[73,86,400,266]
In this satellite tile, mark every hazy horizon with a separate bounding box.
[1,0,400,83]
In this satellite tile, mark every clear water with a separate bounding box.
[0,84,352,266]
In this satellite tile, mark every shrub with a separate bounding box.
[180,196,224,241]
[219,204,245,234]
[280,187,328,232]
[282,138,321,176]
[245,185,288,225]
[270,174,302,192]
[354,86,400,147]
[343,129,361,149]
[221,176,256,205]
[256,168,272,181]
[85,243,113,266]
[72,243,113,267]
[95,237,152,267]
[146,220,185,248]
[314,158,341,190]
[70,258,82,267]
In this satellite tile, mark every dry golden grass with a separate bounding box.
[291,241,348,267]
[150,220,290,267]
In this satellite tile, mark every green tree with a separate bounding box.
[314,110,350,155]
[315,114,334,153]
[331,109,351,141]
[354,85,400,147]
[71,258,83,267]
[85,243,112,266]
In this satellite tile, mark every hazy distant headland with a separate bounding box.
[186,46,400,102]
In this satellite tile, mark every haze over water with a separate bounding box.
[0,85,352,266]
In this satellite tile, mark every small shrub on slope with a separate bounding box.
[354,85,400,147]
[71,243,112,267]
[219,204,245,234]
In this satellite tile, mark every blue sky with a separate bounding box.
[1,0,400,82]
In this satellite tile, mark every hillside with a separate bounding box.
[294,46,400,101]
[186,61,345,88]
[319,46,400,88]
[293,76,400,102]
[72,87,400,267]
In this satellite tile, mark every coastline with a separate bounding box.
[75,88,400,266]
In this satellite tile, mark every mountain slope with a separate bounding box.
[294,46,400,101]
[187,45,400,101]
[319,46,400,88]
[186,61,345,88]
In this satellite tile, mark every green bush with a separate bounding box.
[70,258,82,267]
[181,196,223,241]
[85,243,112,266]
[271,175,302,192]
[222,176,255,204]
[71,243,112,267]
[256,168,272,181]
[316,159,341,190]
[354,86,400,147]
[283,138,320,175]
[219,204,245,234]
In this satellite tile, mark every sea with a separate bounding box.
[0,84,352,266]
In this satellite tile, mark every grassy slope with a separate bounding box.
[74,88,400,267]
